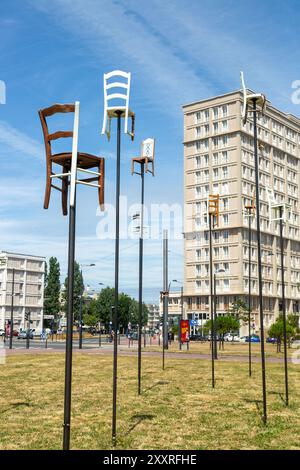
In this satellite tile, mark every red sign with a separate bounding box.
[180,320,189,343]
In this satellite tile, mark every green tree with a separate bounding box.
[62,261,84,320]
[44,257,61,324]
[228,298,249,323]
[82,298,99,327]
[269,314,296,352]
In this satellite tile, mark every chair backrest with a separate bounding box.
[141,138,155,160]
[38,103,75,158]
[103,70,131,110]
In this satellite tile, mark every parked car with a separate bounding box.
[247,334,260,343]
[224,334,240,342]
[18,330,34,340]
[240,336,248,342]
[266,337,277,344]
[190,334,205,341]
[0,329,5,337]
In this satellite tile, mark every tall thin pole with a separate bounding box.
[112,111,121,446]
[9,268,15,350]
[279,207,289,406]
[63,201,76,450]
[248,212,252,377]
[79,270,83,350]
[209,214,215,388]
[213,273,217,360]
[253,100,267,423]
[162,230,168,370]
[138,163,145,395]
[179,286,183,350]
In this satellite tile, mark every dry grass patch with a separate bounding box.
[0,352,299,450]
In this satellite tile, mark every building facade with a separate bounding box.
[0,251,45,332]
[182,90,300,335]
[147,303,160,330]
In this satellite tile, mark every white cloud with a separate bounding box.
[0,120,44,160]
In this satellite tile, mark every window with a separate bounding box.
[222,120,228,131]
[222,105,228,117]
[213,168,219,180]
[213,107,219,119]
[223,246,229,258]
[223,214,229,225]
[223,198,228,210]
[222,166,228,178]
[213,122,219,134]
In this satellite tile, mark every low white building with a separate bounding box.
[0,251,45,332]
[147,303,160,329]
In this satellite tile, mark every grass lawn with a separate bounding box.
[0,351,300,450]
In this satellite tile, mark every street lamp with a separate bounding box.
[79,264,96,350]
[172,280,184,350]
[98,282,104,347]
[213,268,226,359]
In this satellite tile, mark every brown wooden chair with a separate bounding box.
[39,103,105,215]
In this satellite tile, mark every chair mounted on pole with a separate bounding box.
[131,138,155,176]
[240,71,266,126]
[101,70,135,142]
[39,102,105,215]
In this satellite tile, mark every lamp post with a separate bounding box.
[98,282,104,347]
[9,268,15,350]
[79,264,95,350]
[25,310,31,349]
[213,268,226,359]
[172,280,183,350]
[240,71,267,423]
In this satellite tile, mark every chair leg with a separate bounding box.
[98,159,105,211]
[43,164,52,210]
[62,166,68,216]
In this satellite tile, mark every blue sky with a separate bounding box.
[0,0,300,302]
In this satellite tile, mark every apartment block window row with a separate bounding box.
[213,135,228,149]
[212,150,229,165]
[195,154,209,169]
[196,139,209,151]
[195,109,210,124]
[213,104,228,119]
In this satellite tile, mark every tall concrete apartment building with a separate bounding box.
[0,251,45,332]
[182,90,300,334]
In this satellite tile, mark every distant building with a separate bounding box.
[147,303,160,329]
[183,90,300,335]
[0,251,45,332]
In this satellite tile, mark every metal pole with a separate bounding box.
[26,311,30,350]
[138,162,145,395]
[179,286,183,350]
[79,272,83,350]
[209,214,215,388]
[253,99,267,423]
[162,230,168,370]
[248,211,252,377]
[279,207,289,406]
[63,202,76,450]
[112,111,121,446]
[214,273,218,360]
[9,268,15,350]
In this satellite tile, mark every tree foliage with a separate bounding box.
[62,261,84,320]
[44,257,61,322]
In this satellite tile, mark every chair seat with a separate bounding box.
[51,152,103,169]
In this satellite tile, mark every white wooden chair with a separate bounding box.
[240,71,266,125]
